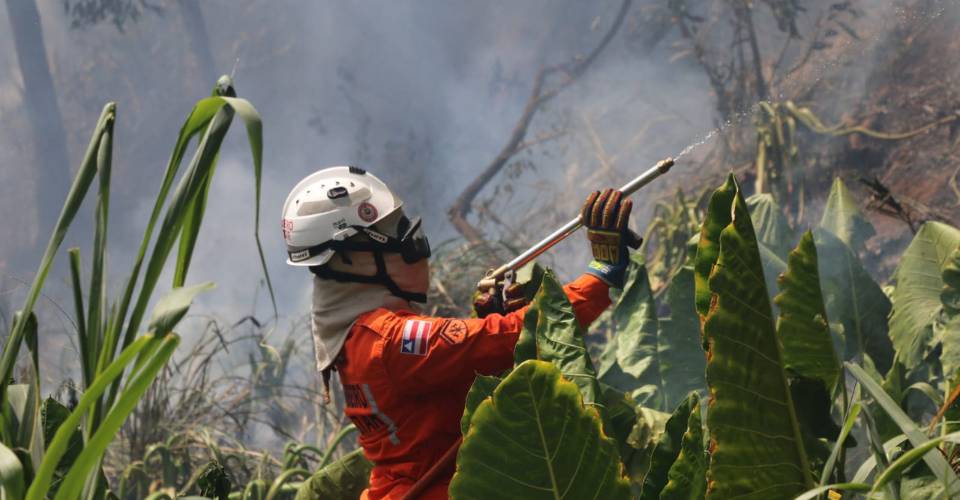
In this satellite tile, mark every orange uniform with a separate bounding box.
[335,274,612,500]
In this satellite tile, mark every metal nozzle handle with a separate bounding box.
[476,157,674,290]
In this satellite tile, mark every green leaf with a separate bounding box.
[660,395,706,500]
[597,257,662,406]
[937,246,960,378]
[813,228,894,373]
[450,360,631,499]
[0,103,115,405]
[746,192,793,258]
[694,175,738,317]
[819,177,875,253]
[890,222,960,370]
[871,431,960,493]
[657,266,706,410]
[515,270,601,407]
[640,393,699,500]
[0,442,24,500]
[148,282,215,335]
[295,449,372,500]
[698,174,814,497]
[460,375,502,436]
[847,362,960,494]
[40,398,83,496]
[775,231,841,391]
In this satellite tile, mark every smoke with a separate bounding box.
[1,0,955,416]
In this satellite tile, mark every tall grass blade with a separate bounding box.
[67,248,91,386]
[53,335,179,500]
[26,335,156,500]
[0,103,115,405]
[871,431,960,493]
[819,385,861,486]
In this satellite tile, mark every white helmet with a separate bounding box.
[282,166,430,276]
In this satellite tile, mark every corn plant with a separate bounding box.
[0,75,270,499]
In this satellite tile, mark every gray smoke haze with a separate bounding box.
[0,0,950,395]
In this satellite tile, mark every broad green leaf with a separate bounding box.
[746,192,793,258]
[694,176,737,317]
[937,246,960,378]
[148,282,215,335]
[819,177,875,253]
[0,442,24,500]
[640,393,698,500]
[814,228,894,373]
[699,174,814,498]
[890,222,960,370]
[515,270,601,406]
[597,257,661,406]
[295,449,372,500]
[599,384,642,461]
[450,360,630,499]
[623,405,672,495]
[775,231,841,391]
[660,395,706,500]
[657,266,706,410]
[460,375,501,436]
[847,362,960,494]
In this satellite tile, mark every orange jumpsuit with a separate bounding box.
[335,274,611,500]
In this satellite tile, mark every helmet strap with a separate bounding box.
[309,250,428,304]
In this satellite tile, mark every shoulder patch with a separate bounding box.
[400,319,432,356]
[439,319,467,345]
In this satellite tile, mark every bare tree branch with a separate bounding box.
[448,0,633,244]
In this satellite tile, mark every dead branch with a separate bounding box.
[447,0,633,244]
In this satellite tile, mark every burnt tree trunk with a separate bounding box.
[4,0,71,247]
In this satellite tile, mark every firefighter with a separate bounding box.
[282,166,637,499]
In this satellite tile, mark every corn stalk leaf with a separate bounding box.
[294,449,372,500]
[639,393,699,500]
[813,228,894,373]
[889,222,960,370]
[847,362,960,495]
[515,270,601,407]
[695,174,814,498]
[450,360,631,499]
[0,103,115,406]
[660,393,706,500]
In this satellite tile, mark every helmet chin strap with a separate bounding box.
[309,250,428,304]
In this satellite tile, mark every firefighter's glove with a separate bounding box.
[474,283,527,318]
[581,188,641,288]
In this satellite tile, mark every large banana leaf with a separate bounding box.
[295,449,372,500]
[515,270,601,407]
[775,231,841,391]
[657,266,706,410]
[813,228,894,373]
[639,393,698,500]
[695,174,814,498]
[450,360,630,499]
[660,393,706,500]
[597,257,661,406]
[889,221,960,370]
[939,246,960,378]
[597,260,705,411]
[746,192,793,258]
[819,177,875,253]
